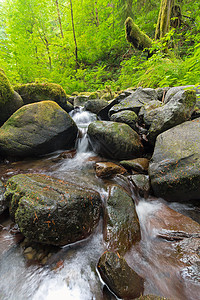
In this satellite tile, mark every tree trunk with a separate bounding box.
[95,1,99,27]
[55,0,64,38]
[69,0,78,70]
[155,0,174,40]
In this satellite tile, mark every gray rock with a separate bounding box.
[128,174,150,197]
[84,99,108,114]
[164,85,200,104]
[104,185,140,255]
[155,87,170,101]
[0,101,78,158]
[147,89,196,144]
[109,87,158,116]
[88,121,143,160]
[5,174,102,246]
[97,252,144,299]
[139,100,163,127]
[110,110,138,131]
[149,118,200,201]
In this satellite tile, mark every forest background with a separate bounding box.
[0,0,199,95]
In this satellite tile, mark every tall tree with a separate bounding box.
[155,0,174,40]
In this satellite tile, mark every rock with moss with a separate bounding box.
[120,157,149,174]
[125,17,152,51]
[109,88,159,116]
[147,89,196,145]
[149,117,200,201]
[139,100,163,127]
[95,162,127,178]
[4,173,102,246]
[110,110,138,131]
[97,251,144,299]
[128,174,150,198]
[164,85,200,104]
[14,82,73,112]
[0,71,23,126]
[84,99,108,114]
[88,121,143,160]
[104,185,140,255]
[0,180,6,215]
[0,101,78,158]
[136,296,170,300]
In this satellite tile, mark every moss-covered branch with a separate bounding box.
[125,17,152,51]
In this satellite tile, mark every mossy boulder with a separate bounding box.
[0,180,6,215]
[98,251,144,299]
[120,157,149,174]
[110,110,138,131]
[88,121,143,160]
[164,85,200,104]
[0,101,78,158]
[4,174,102,246]
[109,87,158,116]
[95,162,127,178]
[139,100,163,127]
[128,174,151,198]
[104,185,141,255]
[147,89,196,145]
[149,118,200,201]
[14,82,73,112]
[84,99,108,114]
[0,71,23,126]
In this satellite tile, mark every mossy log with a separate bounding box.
[125,17,152,51]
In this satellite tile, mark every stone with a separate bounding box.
[84,99,108,114]
[128,174,150,198]
[149,118,200,201]
[147,89,196,145]
[0,180,6,215]
[0,71,23,126]
[109,87,158,116]
[120,157,149,173]
[88,121,143,160]
[164,85,200,104]
[139,100,163,127]
[104,185,140,255]
[0,101,78,158]
[4,173,102,246]
[14,82,73,113]
[97,251,144,299]
[110,110,138,131]
[95,162,127,178]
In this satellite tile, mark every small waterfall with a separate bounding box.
[70,107,97,154]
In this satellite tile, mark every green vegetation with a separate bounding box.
[0,0,199,94]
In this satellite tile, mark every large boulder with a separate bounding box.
[147,89,196,144]
[84,99,108,114]
[88,121,143,160]
[0,71,23,126]
[164,85,200,104]
[97,251,144,299]
[109,87,158,116]
[4,174,102,246]
[0,101,78,158]
[14,82,73,112]
[104,185,140,255]
[149,118,200,201]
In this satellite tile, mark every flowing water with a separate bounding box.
[0,108,199,300]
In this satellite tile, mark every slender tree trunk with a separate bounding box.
[155,0,174,40]
[94,1,99,27]
[55,0,64,38]
[69,0,78,70]
[37,28,52,69]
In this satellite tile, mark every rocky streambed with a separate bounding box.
[0,76,200,300]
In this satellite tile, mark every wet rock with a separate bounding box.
[4,173,102,246]
[104,185,140,255]
[110,110,138,131]
[51,149,76,162]
[135,296,170,300]
[74,95,89,107]
[109,87,158,116]
[0,180,6,215]
[95,162,127,178]
[88,121,143,160]
[149,117,200,201]
[128,174,150,198]
[84,99,108,114]
[139,100,163,127]
[97,251,144,299]
[0,101,78,158]
[98,91,132,121]
[14,82,73,113]
[120,157,149,174]
[147,89,196,145]
[0,70,23,126]
[164,85,200,104]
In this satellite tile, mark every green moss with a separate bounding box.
[183,89,196,109]
[0,72,14,104]
[125,17,152,50]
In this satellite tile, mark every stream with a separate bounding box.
[0,108,199,300]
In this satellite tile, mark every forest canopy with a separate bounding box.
[0,0,199,94]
